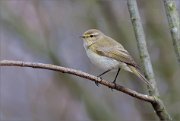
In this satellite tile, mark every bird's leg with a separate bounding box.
[113,68,121,84]
[97,69,111,77]
[95,69,111,86]
[109,68,121,91]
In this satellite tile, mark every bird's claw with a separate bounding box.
[110,81,117,91]
[95,81,99,86]
[95,76,102,87]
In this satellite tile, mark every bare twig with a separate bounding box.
[163,0,180,64]
[127,0,158,95]
[127,0,172,120]
[0,60,155,102]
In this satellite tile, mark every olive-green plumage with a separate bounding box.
[82,29,150,85]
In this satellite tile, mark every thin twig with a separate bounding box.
[127,0,172,121]
[0,60,155,102]
[163,0,180,64]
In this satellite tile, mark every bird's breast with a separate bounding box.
[85,48,120,70]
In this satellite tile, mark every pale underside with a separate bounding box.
[84,44,132,72]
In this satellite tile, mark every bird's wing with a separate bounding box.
[96,46,139,68]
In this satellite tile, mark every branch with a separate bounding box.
[0,60,155,102]
[163,0,180,64]
[127,0,172,120]
[127,0,158,95]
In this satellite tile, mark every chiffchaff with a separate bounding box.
[81,29,150,86]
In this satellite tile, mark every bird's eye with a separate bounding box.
[90,35,94,38]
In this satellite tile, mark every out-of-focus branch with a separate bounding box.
[127,0,172,121]
[127,0,158,95]
[0,60,156,103]
[163,0,180,64]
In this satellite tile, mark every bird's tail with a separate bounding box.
[129,66,151,86]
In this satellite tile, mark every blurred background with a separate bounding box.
[0,0,180,121]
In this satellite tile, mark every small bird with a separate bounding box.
[81,29,150,86]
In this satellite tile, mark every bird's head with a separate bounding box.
[81,29,103,45]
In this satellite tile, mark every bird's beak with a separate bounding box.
[79,35,85,39]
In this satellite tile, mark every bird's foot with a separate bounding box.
[95,81,99,86]
[110,81,117,91]
[95,76,102,87]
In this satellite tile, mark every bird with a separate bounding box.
[81,29,150,86]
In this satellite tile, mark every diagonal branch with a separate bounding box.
[0,60,155,102]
